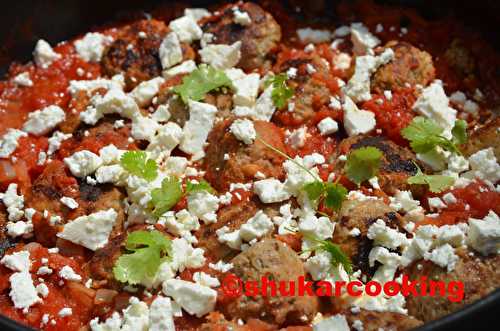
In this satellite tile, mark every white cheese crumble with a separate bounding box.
[159,32,183,70]
[60,197,79,210]
[229,118,256,145]
[0,183,24,221]
[13,72,33,87]
[57,208,117,251]
[9,271,41,310]
[253,178,292,203]
[64,150,103,177]
[47,131,72,155]
[163,60,197,78]
[297,28,333,44]
[1,251,30,272]
[343,96,376,136]
[350,23,380,55]
[233,8,252,26]
[199,41,242,70]
[74,32,113,62]
[0,129,27,158]
[129,77,165,107]
[464,148,500,183]
[59,266,82,282]
[33,39,61,68]
[225,68,260,106]
[187,191,219,224]
[313,314,350,331]
[317,117,339,135]
[169,16,203,43]
[467,211,500,255]
[179,100,217,158]
[162,279,217,317]
[22,105,65,136]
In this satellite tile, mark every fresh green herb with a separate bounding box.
[401,117,467,155]
[185,179,215,195]
[345,147,383,186]
[173,64,232,103]
[150,176,183,217]
[258,137,347,212]
[113,230,172,285]
[407,164,454,193]
[303,233,352,274]
[120,151,158,181]
[265,73,294,108]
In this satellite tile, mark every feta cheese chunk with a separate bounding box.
[64,150,102,177]
[233,8,252,26]
[253,178,291,203]
[239,210,274,242]
[0,183,24,222]
[169,16,203,43]
[22,105,65,136]
[47,131,72,155]
[1,251,30,273]
[225,69,260,106]
[199,42,242,70]
[297,28,333,43]
[467,211,500,255]
[184,8,211,21]
[187,191,220,224]
[33,39,61,68]
[313,314,350,331]
[163,60,197,78]
[59,265,82,282]
[465,148,500,183]
[149,296,176,331]
[57,209,117,251]
[74,32,113,62]
[162,279,217,317]
[179,100,217,157]
[159,32,183,70]
[343,96,376,136]
[129,77,165,107]
[350,23,380,55]
[60,197,79,210]
[13,72,33,87]
[317,117,339,135]
[229,118,256,145]
[9,271,41,310]
[0,129,27,158]
[412,81,457,138]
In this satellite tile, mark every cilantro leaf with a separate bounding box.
[113,230,172,285]
[185,179,215,195]
[150,176,183,217]
[303,234,352,274]
[324,183,348,211]
[303,181,325,204]
[120,151,158,181]
[345,147,383,186]
[265,73,294,108]
[407,165,454,193]
[401,117,463,154]
[173,64,232,103]
[452,119,467,146]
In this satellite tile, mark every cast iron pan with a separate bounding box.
[0,1,498,330]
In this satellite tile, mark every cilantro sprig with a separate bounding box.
[258,137,347,212]
[303,233,352,274]
[407,163,454,193]
[150,177,215,217]
[401,117,467,155]
[265,73,294,109]
[113,230,172,285]
[173,64,233,103]
[345,147,383,186]
[120,151,158,182]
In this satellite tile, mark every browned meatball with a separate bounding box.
[372,41,435,93]
[201,2,281,70]
[405,247,500,322]
[101,19,194,90]
[338,135,422,196]
[342,308,422,331]
[333,199,406,274]
[272,51,332,124]
[204,119,286,191]
[0,205,14,257]
[224,239,318,326]
[462,117,500,159]
[444,39,476,78]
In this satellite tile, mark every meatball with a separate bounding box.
[332,199,405,274]
[462,117,500,159]
[101,19,194,89]
[204,119,286,191]
[405,247,500,322]
[224,239,318,326]
[342,308,422,331]
[372,41,435,93]
[201,2,281,70]
[0,205,14,257]
[272,51,332,124]
[338,135,422,196]
[444,39,476,78]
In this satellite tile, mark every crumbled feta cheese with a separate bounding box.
[33,39,61,68]
[129,77,165,107]
[317,117,339,135]
[131,116,160,142]
[36,283,49,298]
[464,148,500,183]
[147,122,183,158]
[179,100,217,158]
[413,81,457,138]
[423,243,458,272]
[149,296,176,331]
[57,209,117,251]
[313,314,350,331]
[162,279,217,317]
[13,72,33,87]
[193,271,220,288]
[59,266,82,282]
[74,32,113,62]
[60,197,79,210]
[253,178,291,203]
[22,105,65,136]
[0,183,24,221]
[199,42,241,70]
[333,53,351,70]
[163,60,197,78]
[58,307,73,317]
[350,23,380,55]
[47,131,72,155]
[169,16,203,43]
[225,69,260,106]
[0,129,27,158]
[297,28,333,43]
[208,260,233,273]
[184,8,211,21]
[1,251,30,272]
[187,191,219,224]
[467,211,500,255]
[159,32,183,70]
[9,271,41,310]
[229,118,256,144]
[367,219,409,249]
[233,8,251,25]
[428,197,446,210]
[343,96,376,136]
[80,88,139,125]
[287,126,308,149]
[239,210,274,242]
[64,150,102,177]
[6,220,33,238]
